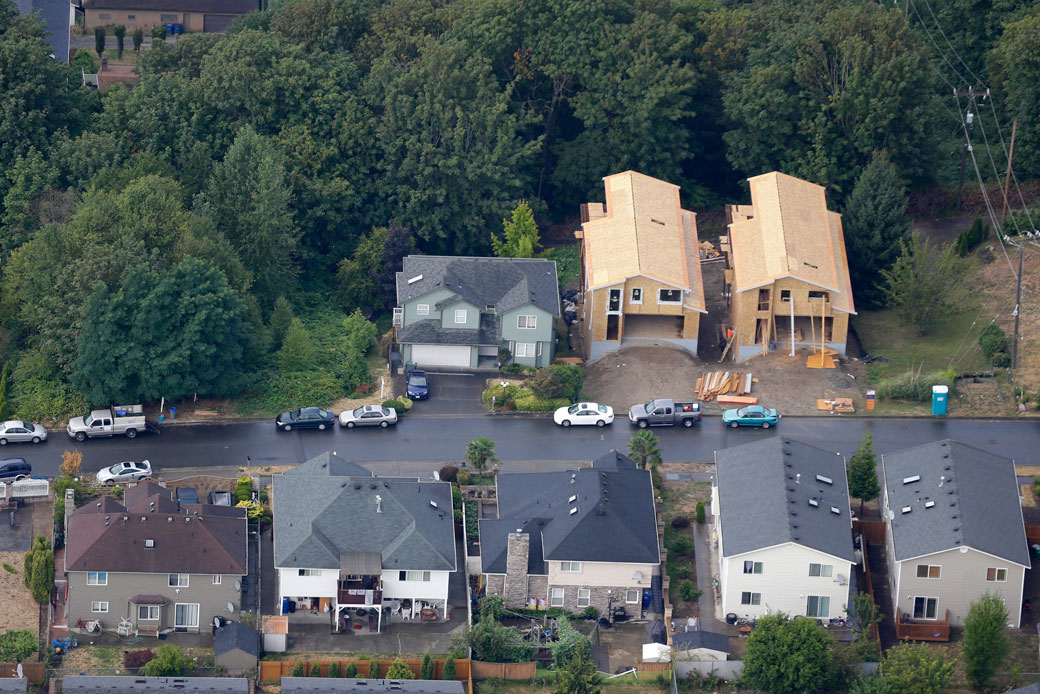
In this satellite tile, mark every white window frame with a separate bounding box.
[809,564,833,577]
[515,342,535,358]
[657,288,682,305]
[630,288,642,304]
[87,572,107,586]
[743,561,763,574]
[298,569,321,577]
[91,601,109,613]
[174,603,200,628]
[740,592,761,605]
[416,304,430,316]
[402,570,431,582]
[138,605,160,621]
[517,315,537,329]
[806,595,830,618]
[913,596,939,620]
[212,575,221,585]
[168,573,189,587]
[576,589,591,608]
[560,562,581,572]
[454,309,467,324]
[550,588,565,607]
[986,567,1008,582]
[625,589,640,604]
[915,564,941,579]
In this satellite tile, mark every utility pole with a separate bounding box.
[1012,243,1023,371]
[1000,119,1018,228]
[955,87,988,211]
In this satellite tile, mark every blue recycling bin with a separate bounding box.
[281,596,290,615]
[931,385,948,416]
[165,23,174,34]
[172,24,182,34]
[169,406,177,420]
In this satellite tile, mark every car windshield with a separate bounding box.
[352,407,365,417]
[567,404,579,415]
[597,404,608,413]
[644,400,656,410]
[289,409,301,419]
[409,375,427,387]
[107,463,123,473]
[83,413,95,426]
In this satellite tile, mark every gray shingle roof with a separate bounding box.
[0,679,26,693]
[671,630,731,654]
[60,677,249,693]
[274,453,456,572]
[17,0,70,62]
[715,438,854,562]
[396,315,500,346]
[214,621,259,658]
[396,256,560,317]
[881,440,1030,566]
[481,452,659,574]
[282,679,465,694]
[284,452,372,478]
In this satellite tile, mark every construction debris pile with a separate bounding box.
[696,371,758,405]
[699,240,723,262]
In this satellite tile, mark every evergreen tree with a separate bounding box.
[267,296,295,351]
[343,663,357,678]
[368,659,380,678]
[0,364,10,421]
[327,662,340,678]
[553,649,603,694]
[419,652,434,680]
[880,232,972,336]
[277,318,314,372]
[386,659,414,679]
[847,434,880,514]
[114,25,126,59]
[132,27,143,52]
[491,201,541,258]
[94,26,105,58]
[441,655,455,681]
[962,593,1010,690]
[335,226,387,313]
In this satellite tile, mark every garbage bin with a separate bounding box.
[169,406,177,420]
[865,389,876,411]
[165,23,174,35]
[172,23,182,34]
[931,385,949,416]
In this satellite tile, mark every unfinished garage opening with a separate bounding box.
[622,315,684,339]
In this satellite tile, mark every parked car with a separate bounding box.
[96,460,152,485]
[339,405,398,429]
[628,399,702,428]
[175,487,200,506]
[406,370,429,400]
[722,405,781,429]
[275,407,336,431]
[553,402,614,427]
[67,404,147,441]
[0,458,31,481]
[208,490,233,506]
[0,420,48,445]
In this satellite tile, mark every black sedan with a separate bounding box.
[275,407,336,431]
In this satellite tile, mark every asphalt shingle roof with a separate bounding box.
[214,621,259,658]
[715,438,854,562]
[16,0,69,62]
[282,679,465,694]
[0,679,26,693]
[396,256,560,317]
[671,630,731,654]
[60,677,249,693]
[396,315,501,346]
[284,452,372,478]
[480,452,659,575]
[274,452,456,572]
[881,440,1030,566]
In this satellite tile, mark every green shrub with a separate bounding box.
[501,363,534,375]
[327,662,340,678]
[553,364,585,402]
[513,393,570,412]
[457,469,472,486]
[677,580,701,602]
[529,367,564,398]
[234,477,252,503]
[979,323,1011,367]
[442,655,456,680]
[151,24,166,41]
[420,653,434,680]
[386,659,414,679]
[875,368,956,402]
[696,502,706,524]
[72,48,98,73]
[671,515,690,528]
[667,535,693,555]
[291,662,305,677]
[343,663,358,678]
[954,217,989,256]
[673,564,691,579]
[439,465,458,482]
[581,606,599,620]
[309,663,322,676]
[368,659,380,678]
[382,399,407,414]
[482,383,521,410]
[3,563,15,574]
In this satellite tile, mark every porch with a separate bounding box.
[896,609,951,641]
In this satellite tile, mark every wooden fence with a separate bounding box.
[852,520,886,544]
[470,661,536,680]
[261,658,472,692]
[635,662,672,675]
[1025,524,1040,544]
[0,662,46,682]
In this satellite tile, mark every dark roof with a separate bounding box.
[881,440,1030,566]
[396,256,560,317]
[16,0,70,62]
[60,677,249,693]
[273,452,456,572]
[282,679,465,694]
[81,0,255,13]
[396,315,501,346]
[671,630,731,654]
[214,621,259,658]
[284,452,372,478]
[1007,685,1040,694]
[591,450,638,470]
[715,438,854,562]
[0,679,26,693]
[481,453,659,575]
[65,483,247,575]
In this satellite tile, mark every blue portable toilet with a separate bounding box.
[932,385,948,415]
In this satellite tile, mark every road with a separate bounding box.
[10,415,1040,478]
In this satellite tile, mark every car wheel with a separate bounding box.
[125,429,137,439]
[346,422,355,429]
[762,422,771,429]
[0,439,6,446]
[283,425,292,432]
[75,432,86,442]
[638,420,648,429]
[31,437,41,444]
[683,419,694,428]
[729,421,739,428]
[318,423,327,431]
[561,420,571,427]
[14,475,27,481]
[596,420,606,427]
[380,421,389,428]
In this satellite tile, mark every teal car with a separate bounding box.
[722,405,781,429]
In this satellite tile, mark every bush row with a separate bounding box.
[978,323,1011,368]
[874,368,956,401]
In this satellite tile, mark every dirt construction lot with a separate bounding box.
[583,344,868,416]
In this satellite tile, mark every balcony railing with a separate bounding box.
[338,589,382,606]
[896,609,951,641]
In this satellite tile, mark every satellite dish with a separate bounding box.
[227,602,235,613]
[214,616,222,627]
[235,581,241,592]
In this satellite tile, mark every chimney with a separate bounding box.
[64,489,76,533]
[503,532,530,609]
[375,495,382,514]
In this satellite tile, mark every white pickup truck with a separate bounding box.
[67,405,148,441]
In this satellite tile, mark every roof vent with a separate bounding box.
[407,275,423,284]
[902,475,921,485]
[830,507,840,515]
[429,500,438,509]
[816,475,833,485]
[354,483,361,490]
[568,495,577,503]
[140,516,146,522]
[901,506,912,514]
[808,499,819,507]
[370,483,377,490]
[569,507,578,515]
[376,495,383,514]
[186,517,191,523]
[795,473,801,484]
[570,474,576,484]
[924,501,936,509]
[145,539,154,548]
[167,517,173,523]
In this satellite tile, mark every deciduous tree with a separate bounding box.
[962,593,1010,690]
[742,614,834,694]
[847,434,880,514]
[880,232,972,336]
[988,14,1040,178]
[881,642,954,694]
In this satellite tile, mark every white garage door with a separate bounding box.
[411,344,471,368]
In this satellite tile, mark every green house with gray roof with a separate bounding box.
[394,256,560,370]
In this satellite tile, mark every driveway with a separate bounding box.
[408,374,487,416]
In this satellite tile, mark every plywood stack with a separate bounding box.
[695,371,756,402]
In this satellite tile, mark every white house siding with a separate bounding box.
[720,543,852,620]
[893,547,1027,628]
[277,568,337,602]
[380,569,450,604]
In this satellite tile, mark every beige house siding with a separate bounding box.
[728,278,849,359]
[582,278,702,361]
[83,8,237,30]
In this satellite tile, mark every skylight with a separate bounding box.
[816,475,833,485]
[407,275,423,284]
[569,507,578,515]
[902,475,921,485]
[808,499,819,507]
[901,506,912,514]
[924,501,935,509]
[568,495,577,503]
[830,507,840,515]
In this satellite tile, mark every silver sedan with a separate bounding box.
[0,420,48,445]
[339,405,398,429]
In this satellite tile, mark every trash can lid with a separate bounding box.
[932,385,949,394]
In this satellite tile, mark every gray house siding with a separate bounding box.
[67,571,244,633]
[500,306,556,368]
[403,287,456,325]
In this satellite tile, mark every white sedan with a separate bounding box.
[96,460,152,485]
[339,405,398,428]
[553,402,614,427]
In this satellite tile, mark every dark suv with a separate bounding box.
[0,458,31,481]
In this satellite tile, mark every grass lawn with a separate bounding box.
[853,307,988,379]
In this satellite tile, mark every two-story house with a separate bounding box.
[272,452,456,632]
[575,171,706,361]
[394,256,560,370]
[480,451,660,620]
[723,172,856,362]
[881,440,1030,635]
[712,438,854,621]
[64,481,248,635]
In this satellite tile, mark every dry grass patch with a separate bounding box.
[0,552,39,633]
[330,366,395,414]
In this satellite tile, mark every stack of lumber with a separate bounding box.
[696,371,755,402]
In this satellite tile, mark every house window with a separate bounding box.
[298,569,321,577]
[174,603,199,628]
[454,309,467,324]
[517,315,537,329]
[913,597,938,620]
[743,561,763,574]
[809,564,833,577]
[806,595,830,618]
[757,288,770,310]
[160,13,178,20]
[630,288,642,304]
[87,572,107,586]
[212,575,221,585]
[625,589,640,604]
[91,601,109,613]
[608,289,621,312]
[127,14,135,19]
[168,574,189,587]
[987,568,1008,582]
[138,605,160,621]
[576,589,591,607]
[915,564,941,579]
[550,588,565,607]
[515,343,535,358]
[780,290,791,302]
[740,592,761,605]
[98,12,110,18]
[808,291,830,301]
[399,571,431,582]
[560,562,581,573]
[658,289,682,304]
[416,304,430,316]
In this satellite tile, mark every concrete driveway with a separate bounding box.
[409,373,487,416]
